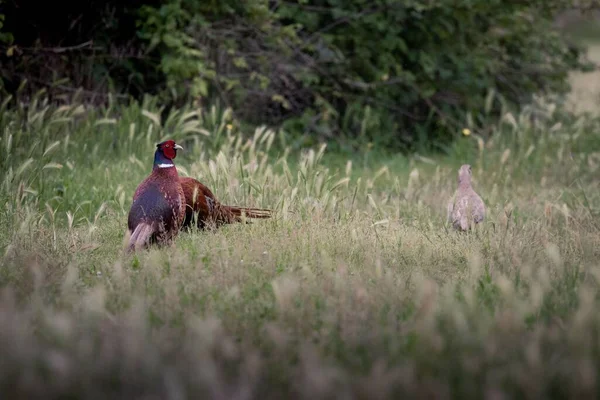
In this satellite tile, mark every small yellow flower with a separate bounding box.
[226,124,233,131]
[367,142,373,149]
[462,128,471,136]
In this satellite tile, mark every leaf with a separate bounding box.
[271,94,291,110]
[233,57,248,69]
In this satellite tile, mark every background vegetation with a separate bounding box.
[0,0,596,149]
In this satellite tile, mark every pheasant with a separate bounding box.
[179,177,272,230]
[447,164,486,231]
[126,140,186,252]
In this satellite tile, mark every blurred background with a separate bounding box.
[0,1,598,153]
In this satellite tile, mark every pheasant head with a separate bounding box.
[458,164,472,187]
[154,140,183,169]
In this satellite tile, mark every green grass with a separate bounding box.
[0,92,600,398]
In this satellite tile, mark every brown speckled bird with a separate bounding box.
[180,177,272,230]
[126,140,186,252]
[447,164,486,231]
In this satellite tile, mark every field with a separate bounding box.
[1,46,600,399]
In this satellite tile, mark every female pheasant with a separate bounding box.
[447,164,486,231]
[127,140,186,252]
[179,177,272,230]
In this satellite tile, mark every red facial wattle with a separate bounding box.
[162,145,177,159]
[158,140,182,160]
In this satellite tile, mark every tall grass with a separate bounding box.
[0,92,599,398]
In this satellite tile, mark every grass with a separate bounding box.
[0,88,600,398]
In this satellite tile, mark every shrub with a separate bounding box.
[0,0,594,149]
[271,0,594,147]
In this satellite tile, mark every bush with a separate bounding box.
[0,0,594,150]
[271,0,593,148]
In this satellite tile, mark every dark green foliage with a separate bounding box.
[0,0,163,99]
[274,1,592,148]
[0,0,593,149]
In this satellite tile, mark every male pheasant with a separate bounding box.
[179,177,272,230]
[126,140,186,252]
[447,164,486,231]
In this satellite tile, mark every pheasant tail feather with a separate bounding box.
[222,205,272,221]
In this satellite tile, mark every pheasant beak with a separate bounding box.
[174,144,183,151]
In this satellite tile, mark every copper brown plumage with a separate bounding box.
[126,140,186,252]
[179,176,272,230]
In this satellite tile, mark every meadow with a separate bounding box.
[0,80,599,398]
